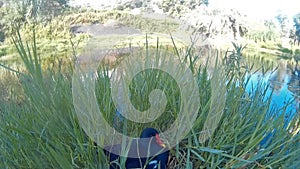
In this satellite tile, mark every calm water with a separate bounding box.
[245,55,299,122]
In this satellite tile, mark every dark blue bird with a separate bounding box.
[103,128,169,169]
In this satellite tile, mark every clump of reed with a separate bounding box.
[0,25,299,169]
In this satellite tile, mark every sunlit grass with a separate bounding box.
[0,25,299,169]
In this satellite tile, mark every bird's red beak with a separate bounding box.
[155,134,166,148]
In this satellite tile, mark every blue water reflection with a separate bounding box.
[246,66,299,123]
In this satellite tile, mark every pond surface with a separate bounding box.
[245,54,299,122]
[103,50,300,123]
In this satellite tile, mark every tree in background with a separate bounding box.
[162,0,209,17]
[276,13,290,38]
[293,13,300,45]
[0,0,69,42]
[36,0,69,20]
[180,7,248,40]
[263,19,279,42]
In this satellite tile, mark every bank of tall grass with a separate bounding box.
[0,27,299,169]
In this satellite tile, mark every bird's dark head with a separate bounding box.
[140,128,166,148]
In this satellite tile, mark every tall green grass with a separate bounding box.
[0,26,299,169]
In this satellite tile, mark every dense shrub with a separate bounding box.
[0,0,70,43]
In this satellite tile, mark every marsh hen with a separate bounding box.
[103,128,169,169]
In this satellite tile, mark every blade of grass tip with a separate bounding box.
[0,63,26,77]
[16,31,36,77]
[12,31,31,71]
[187,46,196,72]
[69,38,77,59]
[156,36,159,55]
[32,26,42,79]
[155,37,160,66]
[26,41,34,72]
[146,33,149,57]
[169,33,180,59]
[16,32,30,64]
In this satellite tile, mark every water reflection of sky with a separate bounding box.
[246,71,298,123]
